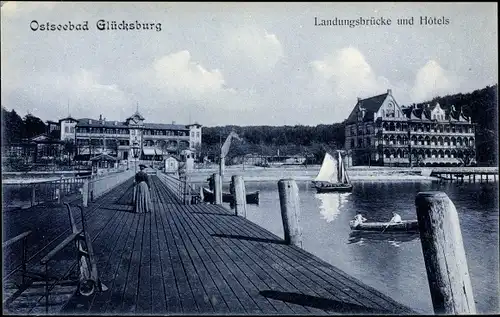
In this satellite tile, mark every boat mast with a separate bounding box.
[337,151,342,183]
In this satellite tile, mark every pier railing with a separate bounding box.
[155,170,200,204]
[87,169,134,203]
[2,170,135,210]
[2,177,89,210]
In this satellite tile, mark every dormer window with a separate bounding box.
[89,119,92,124]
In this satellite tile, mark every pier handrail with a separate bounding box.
[155,170,199,204]
[86,169,134,202]
[2,176,90,209]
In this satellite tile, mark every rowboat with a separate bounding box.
[312,152,353,193]
[349,220,419,232]
[202,187,260,205]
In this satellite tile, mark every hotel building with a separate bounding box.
[345,89,476,167]
[59,111,202,161]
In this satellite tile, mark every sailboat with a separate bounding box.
[313,152,353,193]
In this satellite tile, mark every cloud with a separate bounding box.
[222,26,284,72]
[307,47,392,119]
[2,68,131,120]
[410,60,456,101]
[148,50,227,96]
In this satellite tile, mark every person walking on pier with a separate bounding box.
[134,164,152,213]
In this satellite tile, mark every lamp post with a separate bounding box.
[131,141,140,174]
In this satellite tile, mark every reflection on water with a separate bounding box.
[237,180,499,314]
[347,231,420,246]
[315,192,350,222]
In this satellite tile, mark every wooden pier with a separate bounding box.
[3,175,415,315]
[430,167,498,183]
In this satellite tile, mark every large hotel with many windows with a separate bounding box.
[345,89,476,167]
[59,111,202,161]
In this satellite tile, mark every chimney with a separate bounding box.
[172,121,176,125]
[99,114,102,120]
[357,97,362,102]
[387,89,392,95]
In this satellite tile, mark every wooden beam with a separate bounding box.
[278,179,303,248]
[2,231,32,249]
[415,192,476,314]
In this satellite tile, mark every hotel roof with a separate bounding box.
[75,118,190,130]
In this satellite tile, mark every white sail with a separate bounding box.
[314,153,338,183]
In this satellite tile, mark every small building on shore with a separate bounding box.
[164,156,180,174]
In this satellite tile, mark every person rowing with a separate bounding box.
[352,214,367,226]
[389,212,403,223]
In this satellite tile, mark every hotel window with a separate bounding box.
[191,132,195,137]
[65,127,69,133]
[196,132,200,138]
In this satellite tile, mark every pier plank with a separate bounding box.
[4,174,416,315]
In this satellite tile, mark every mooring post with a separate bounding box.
[31,184,36,207]
[213,173,222,205]
[82,180,89,207]
[415,191,476,314]
[278,179,303,248]
[231,175,247,217]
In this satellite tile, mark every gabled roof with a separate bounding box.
[186,122,203,128]
[346,93,389,124]
[126,111,145,121]
[90,153,118,161]
[58,116,78,123]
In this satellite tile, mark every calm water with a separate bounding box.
[202,179,499,314]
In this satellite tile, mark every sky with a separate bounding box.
[1,2,498,127]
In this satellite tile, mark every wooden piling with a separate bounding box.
[213,173,222,205]
[480,174,483,183]
[82,180,89,207]
[231,175,247,217]
[56,189,61,204]
[31,184,36,207]
[278,179,303,248]
[473,174,476,183]
[415,191,476,314]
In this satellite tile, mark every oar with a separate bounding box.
[381,222,392,234]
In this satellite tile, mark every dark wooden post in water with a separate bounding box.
[415,191,476,314]
[213,173,222,205]
[278,179,303,248]
[231,175,247,217]
[82,180,89,207]
[31,184,36,207]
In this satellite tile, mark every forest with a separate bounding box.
[2,84,498,166]
[200,84,498,165]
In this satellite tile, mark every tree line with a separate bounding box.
[200,84,498,165]
[2,84,498,166]
[1,108,50,145]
